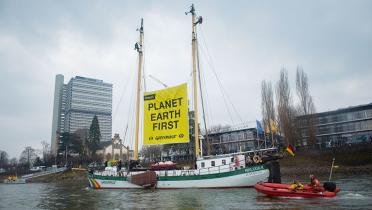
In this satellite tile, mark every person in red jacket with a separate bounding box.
[309,174,321,191]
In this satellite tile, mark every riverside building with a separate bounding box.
[208,124,271,155]
[297,103,372,148]
[50,75,113,155]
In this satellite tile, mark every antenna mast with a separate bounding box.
[134,18,144,160]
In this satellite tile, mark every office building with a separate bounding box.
[297,103,372,148]
[51,75,113,155]
[208,124,270,155]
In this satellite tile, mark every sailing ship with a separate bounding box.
[88,4,270,189]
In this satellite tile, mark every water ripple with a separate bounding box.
[0,174,371,209]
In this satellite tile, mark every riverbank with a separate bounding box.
[279,144,372,180]
[3,145,370,184]
[280,159,372,180]
[29,169,88,183]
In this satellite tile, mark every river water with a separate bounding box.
[0,174,371,209]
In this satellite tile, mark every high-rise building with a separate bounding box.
[50,75,113,155]
[51,74,67,154]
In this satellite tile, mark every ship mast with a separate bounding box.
[186,4,203,159]
[134,18,144,160]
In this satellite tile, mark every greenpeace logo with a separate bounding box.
[144,94,156,100]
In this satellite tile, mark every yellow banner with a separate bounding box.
[144,83,189,145]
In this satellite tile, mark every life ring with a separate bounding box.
[253,155,262,163]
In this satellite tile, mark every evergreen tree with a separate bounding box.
[89,115,101,156]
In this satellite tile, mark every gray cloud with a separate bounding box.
[0,0,371,157]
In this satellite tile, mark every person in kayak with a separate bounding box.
[309,174,321,190]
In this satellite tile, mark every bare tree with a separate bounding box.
[276,69,297,146]
[0,150,9,168]
[162,143,192,160]
[19,146,38,166]
[207,124,231,134]
[41,141,50,163]
[140,145,162,163]
[208,124,223,134]
[296,67,317,146]
[9,158,17,166]
[261,80,276,145]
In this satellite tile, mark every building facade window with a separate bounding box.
[297,104,372,147]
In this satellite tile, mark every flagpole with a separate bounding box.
[257,120,266,149]
[328,157,335,181]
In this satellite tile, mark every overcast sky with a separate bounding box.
[1,1,371,158]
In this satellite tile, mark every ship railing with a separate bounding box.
[156,169,196,177]
[93,159,248,178]
[94,170,147,177]
[156,159,246,177]
[93,170,120,177]
[198,159,246,175]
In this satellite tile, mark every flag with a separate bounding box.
[286,144,295,157]
[256,120,264,135]
[265,119,278,133]
[270,119,278,133]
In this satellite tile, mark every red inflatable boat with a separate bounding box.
[254,182,340,198]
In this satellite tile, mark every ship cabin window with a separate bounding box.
[231,157,234,162]
[201,162,205,168]
[222,159,226,165]
[211,161,215,167]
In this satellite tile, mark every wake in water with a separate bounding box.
[341,192,366,199]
